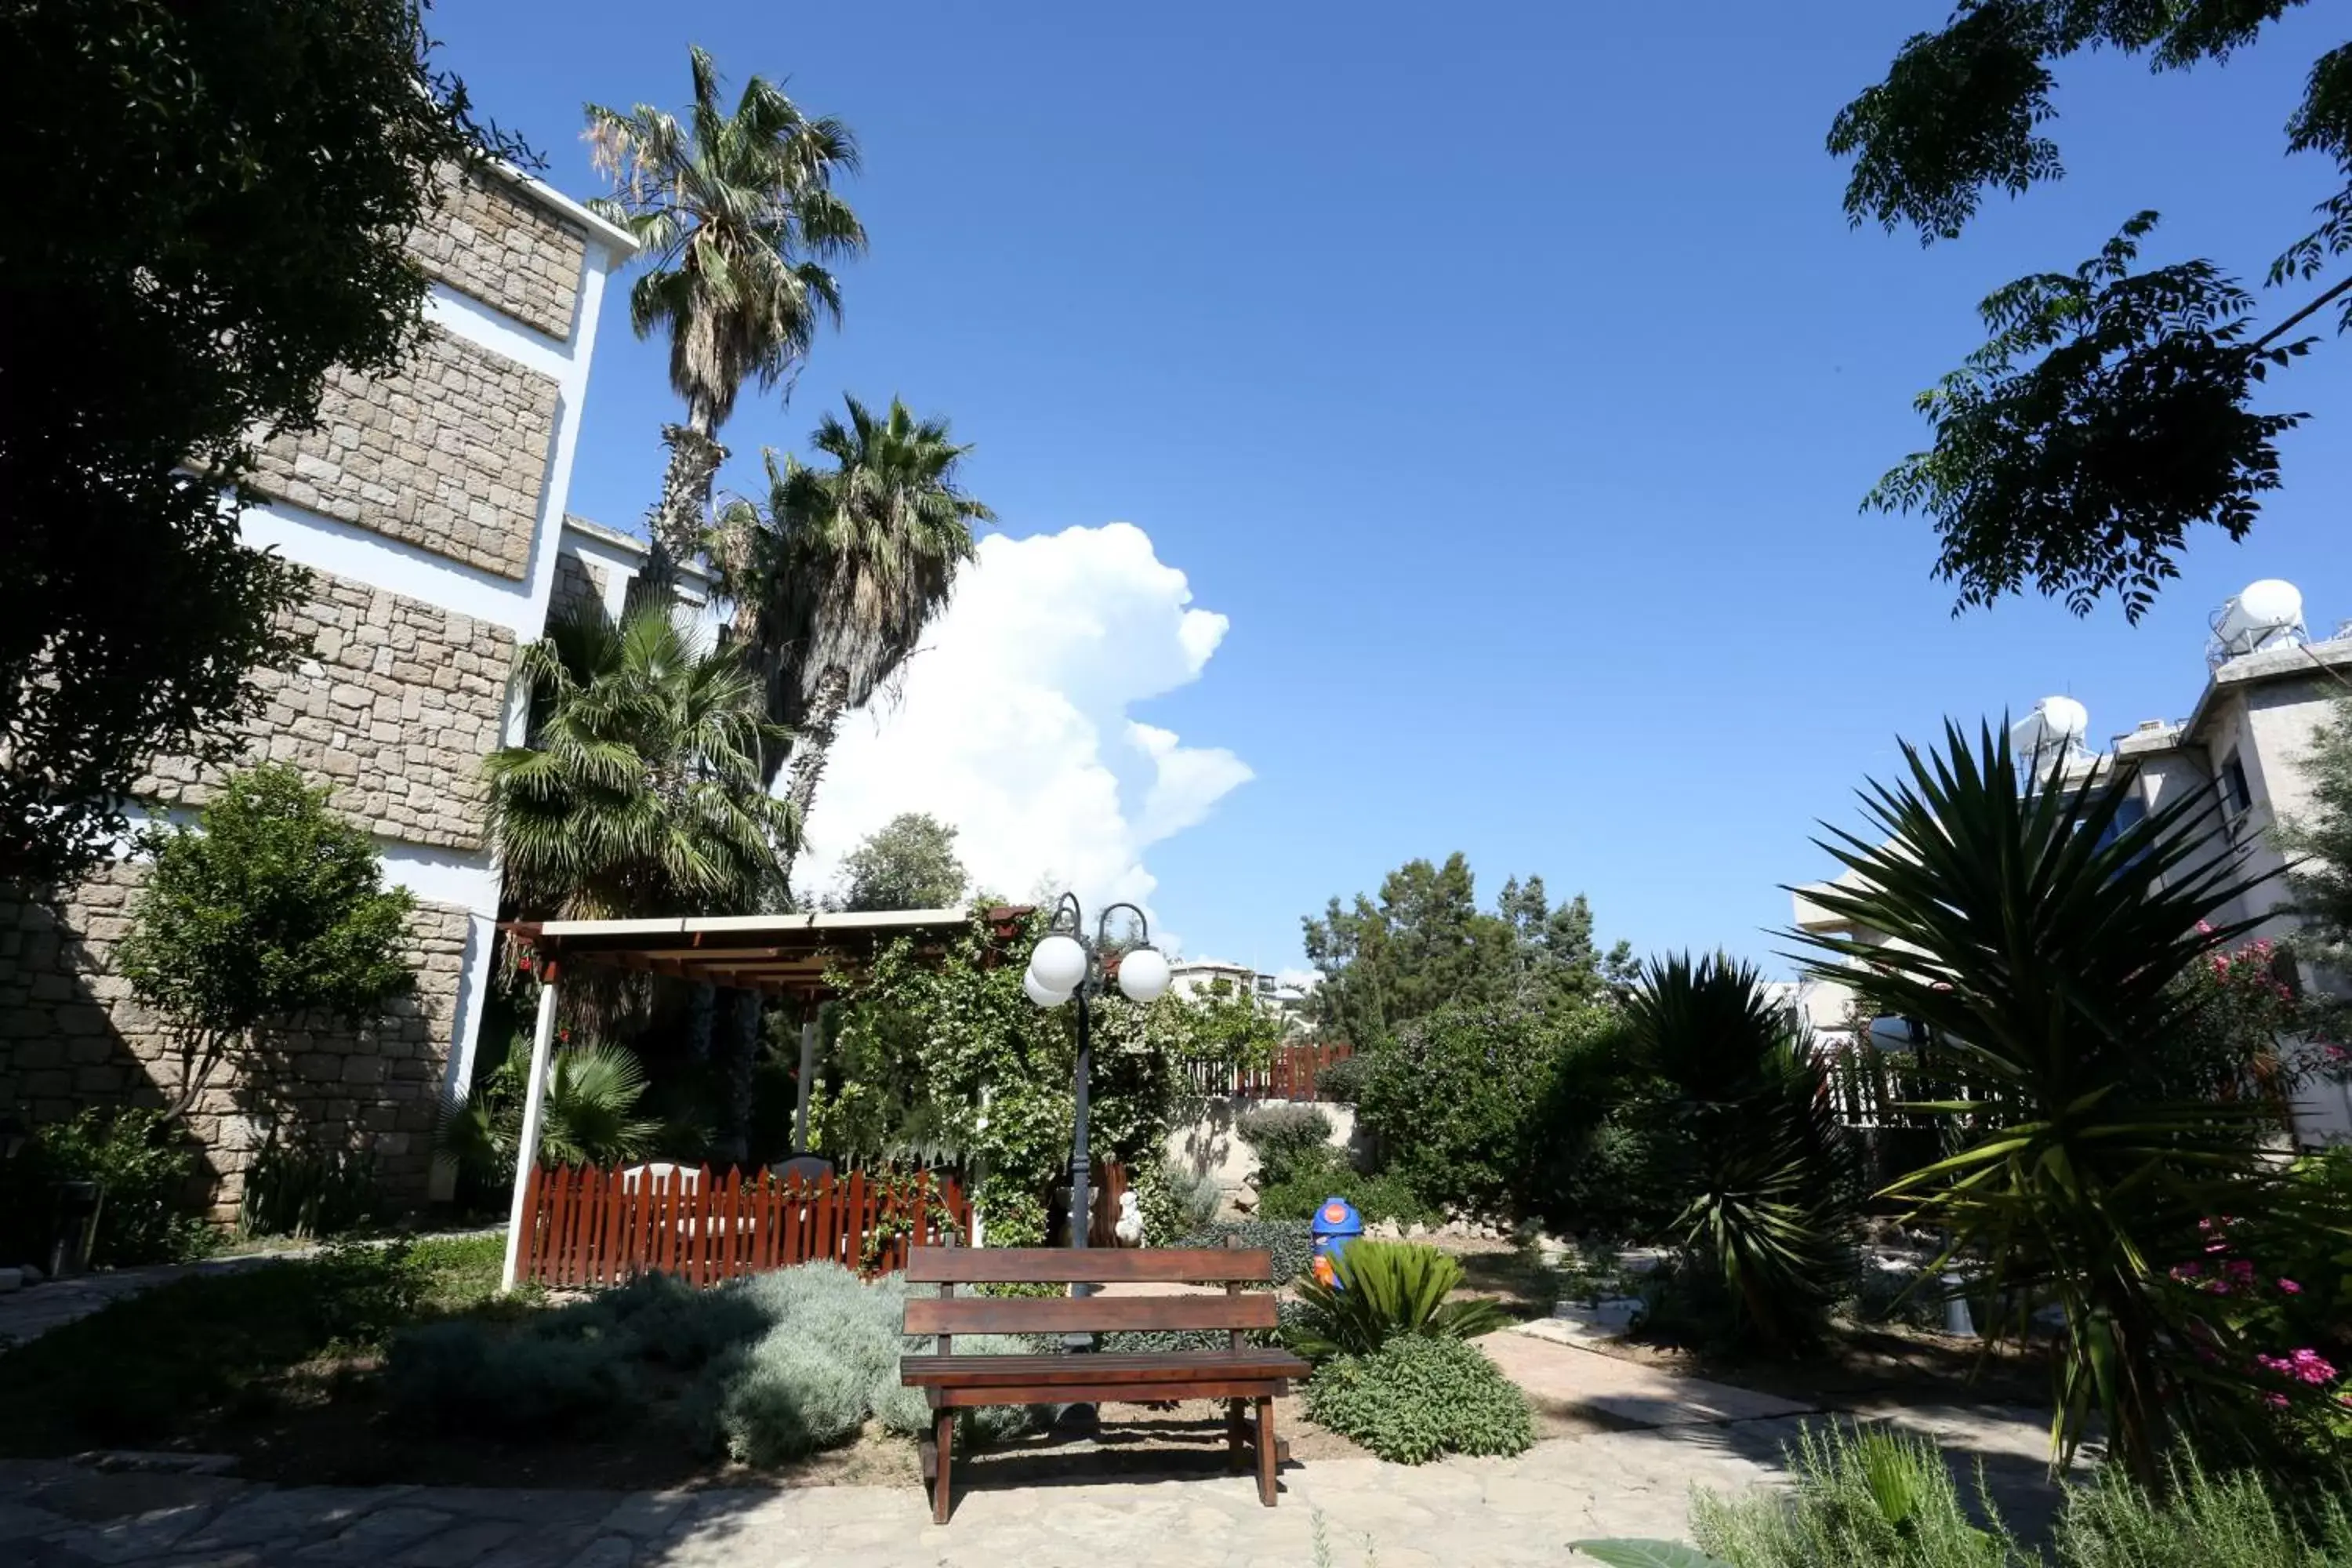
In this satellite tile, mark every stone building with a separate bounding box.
[0,163,637,1218]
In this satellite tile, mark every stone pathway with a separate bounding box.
[0,1258,296,1348]
[1,1395,2068,1568]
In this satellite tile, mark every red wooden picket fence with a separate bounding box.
[517,1165,971,1290]
[1189,1040,1353,1102]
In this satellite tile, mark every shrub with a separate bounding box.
[1135,1159,1222,1243]
[19,1106,215,1266]
[1688,1422,2015,1567]
[1357,1002,1591,1213]
[2057,1449,2352,1568]
[1174,1218,1315,1284]
[238,1138,383,1239]
[1287,1241,1510,1360]
[1305,1335,1531,1464]
[1314,1053,1371,1105]
[1236,1103,1334,1183]
[387,1319,636,1436]
[1254,1148,1429,1227]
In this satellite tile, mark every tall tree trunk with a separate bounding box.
[639,420,726,599]
[776,664,851,890]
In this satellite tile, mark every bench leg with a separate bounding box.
[933,1407,954,1524]
[1254,1396,1279,1507]
[1226,1399,1249,1470]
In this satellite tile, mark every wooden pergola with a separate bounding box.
[495,906,1023,1288]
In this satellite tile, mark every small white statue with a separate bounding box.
[1113,1189,1145,1247]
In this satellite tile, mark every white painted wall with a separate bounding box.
[1164,1097,1359,1194]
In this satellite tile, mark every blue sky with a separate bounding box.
[436,1,2352,975]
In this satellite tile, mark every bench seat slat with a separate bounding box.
[929,1376,1295,1408]
[905,1294,1278,1336]
[905,1246,1272,1284]
[902,1350,1308,1388]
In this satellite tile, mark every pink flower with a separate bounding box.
[2289,1349,2338,1385]
[2280,1279,2303,1295]
[2172,1261,2204,1280]
[2267,1393,2291,1409]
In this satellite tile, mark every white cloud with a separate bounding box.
[796,523,1250,928]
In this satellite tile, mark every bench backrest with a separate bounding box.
[901,1246,1278,1352]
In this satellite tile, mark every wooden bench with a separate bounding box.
[899,1244,1309,1521]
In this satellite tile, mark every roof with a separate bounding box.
[2118,633,2352,760]
[506,906,1027,1000]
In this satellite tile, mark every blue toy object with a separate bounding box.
[1309,1196,1364,1288]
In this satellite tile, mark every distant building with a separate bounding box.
[1168,958,1316,1031]
[1792,579,2352,1145]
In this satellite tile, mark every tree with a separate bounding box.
[118,764,416,1116]
[482,606,796,920]
[585,46,865,593]
[1301,854,1621,1045]
[715,395,993,844]
[1,0,522,887]
[2278,695,2352,1019]
[1831,2,2350,620]
[837,812,968,912]
[1790,719,2335,1480]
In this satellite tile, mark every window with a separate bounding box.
[2220,753,2253,818]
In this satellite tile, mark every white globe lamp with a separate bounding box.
[1023,967,1072,1009]
[1116,945,1171,1003]
[1029,933,1088,993]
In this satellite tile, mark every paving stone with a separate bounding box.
[561,1537,633,1568]
[590,1494,684,1539]
[292,1505,455,1561]
[391,1519,525,1567]
[0,1500,73,1541]
[34,1501,213,1564]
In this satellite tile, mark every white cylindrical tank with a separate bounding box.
[2011,695,2089,760]
[2215,579,2303,651]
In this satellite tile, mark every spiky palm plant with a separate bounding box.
[713,394,992,828]
[439,1040,661,1177]
[1624,953,1855,1354]
[585,47,864,589]
[1789,719,2320,1482]
[483,605,794,920]
[1286,1240,1512,1361]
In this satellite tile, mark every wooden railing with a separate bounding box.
[1189,1041,1353,1102]
[518,1165,971,1290]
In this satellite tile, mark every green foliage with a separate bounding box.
[1689,1422,2016,1568]
[1254,1149,1430,1228]
[1621,955,1855,1356]
[1304,1334,1531,1465]
[1286,1240,1510,1361]
[387,1262,1033,1463]
[0,1237,495,1450]
[1134,1160,1221,1244]
[1314,1052,1371,1105]
[119,763,416,1114]
[1302,855,1628,1047]
[1683,1422,2352,1568]
[484,607,795,920]
[820,907,1236,1216]
[1,0,518,884]
[238,1138,383,1240]
[1236,1104,1334,1179]
[10,1107,215,1267]
[1828,2,2347,620]
[1359,1001,1608,1213]
[1174,1218,1315,1284]
[1791,720,2339,1480]
[1861,215,2305,622]
[836,811,967,911]
[437,1033,662,1185]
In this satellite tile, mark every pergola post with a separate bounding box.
[499,960,562,1292]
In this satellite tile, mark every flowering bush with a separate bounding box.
[2169,1187,2352,1453]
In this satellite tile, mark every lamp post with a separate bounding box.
[1022,894,1172,1346]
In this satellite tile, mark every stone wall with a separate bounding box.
[0,863,470,1218]
[408,163,587,342]
[137,574,513,851]
[250,328,558,579]
[552,546,614,624]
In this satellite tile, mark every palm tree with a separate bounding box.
[714,395,993,859]
[585,47,864,591]
[1789,720,2335,1482]
[483,604,795,920]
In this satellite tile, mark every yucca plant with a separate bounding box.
[1624,954,1857,1354]
[1788,719,2327,1482]
[1285,1240,1510,1360]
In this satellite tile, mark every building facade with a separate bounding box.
[1791,581,2352,1145]
[0,165,636,1218]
